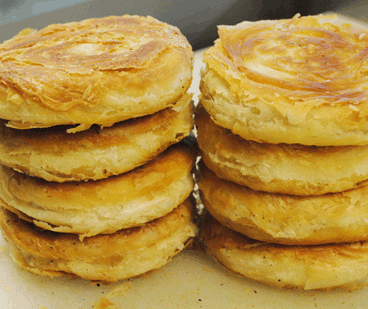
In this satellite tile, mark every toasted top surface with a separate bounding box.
[205,14,368,109]
[0,15,193,128]
[201,14,368,146]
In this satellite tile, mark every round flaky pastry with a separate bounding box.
[201,215,368,291]
[0,15,193,130]
[196,105,368,196]
[0,199,198,283]
[0,145,196,238]
[198,164,368,245]
[201,14,368,146]
[0,96,193,182]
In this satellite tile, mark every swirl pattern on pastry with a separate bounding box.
[201,14,368,145]
[0,15,193,129]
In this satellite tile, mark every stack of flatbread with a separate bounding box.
[197,14,368,290]
[0,15,198,283]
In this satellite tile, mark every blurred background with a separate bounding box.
[0,0,366,49]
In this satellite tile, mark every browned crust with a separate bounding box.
[0,199,196,261]
[0,97,193,182]
[200,215,368,290]
[0,15,193,127]
[201,15,368,146]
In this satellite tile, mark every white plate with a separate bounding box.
[1,242,366,309]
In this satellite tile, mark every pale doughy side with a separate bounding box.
[0,145,196,238]
[0,96,193,182]
[201,15,368,146]
[196,105,368,196]
[0,200,198,282]
[201,215,368,291]
[198,164,368,245]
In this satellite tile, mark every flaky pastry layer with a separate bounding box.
[0,15,193,128]
[0,95,193,182]
[201,215,368,290]
[0,145,196,238]
[196,105,368,195]
[0,200,198,282]
[201,14,368,146]
[199,164,368,245]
